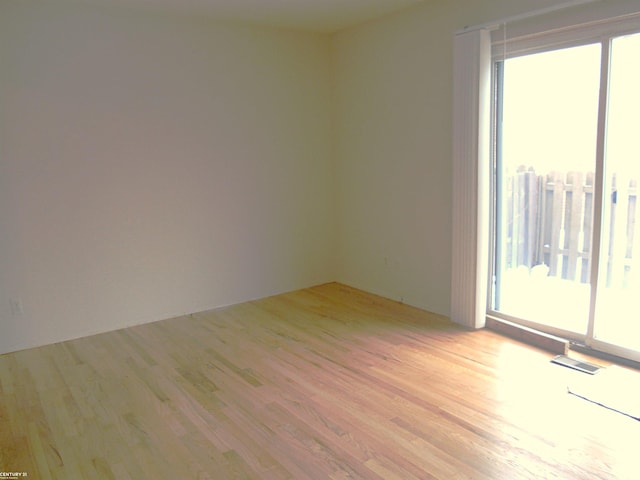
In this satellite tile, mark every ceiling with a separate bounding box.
[74,0,427,32]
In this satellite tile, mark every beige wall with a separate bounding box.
[0,0,605,353]
[0,1,334,353]
[332,0,578,316]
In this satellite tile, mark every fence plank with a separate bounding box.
[547,171,565,277]
[525,168,539,268]
[515,167,526,266]
[582,172,594,283]
[564,172,584,281]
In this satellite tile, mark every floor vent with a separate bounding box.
[551,355,602,374]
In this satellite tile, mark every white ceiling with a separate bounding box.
[75,0,427,32]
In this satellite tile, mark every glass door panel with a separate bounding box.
[593,32,640,355]
[494,44,602,334]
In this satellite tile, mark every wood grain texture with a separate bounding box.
[0,282,638,479]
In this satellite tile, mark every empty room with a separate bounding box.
[1,0,639,478]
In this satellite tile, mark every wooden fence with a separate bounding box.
[503,166,638,287]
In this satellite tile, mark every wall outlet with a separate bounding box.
[10,298,24,317]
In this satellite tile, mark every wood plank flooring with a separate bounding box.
[0,282,638,479]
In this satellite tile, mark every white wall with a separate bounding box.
[0,1,334,353]
[331,0,585,317]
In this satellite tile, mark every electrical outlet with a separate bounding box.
[10,298,24,317]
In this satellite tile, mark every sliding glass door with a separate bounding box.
[591,32,640,357]
[493,43,601,335]
[491,28,640,361]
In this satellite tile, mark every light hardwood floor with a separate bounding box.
[0,283,638,479]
